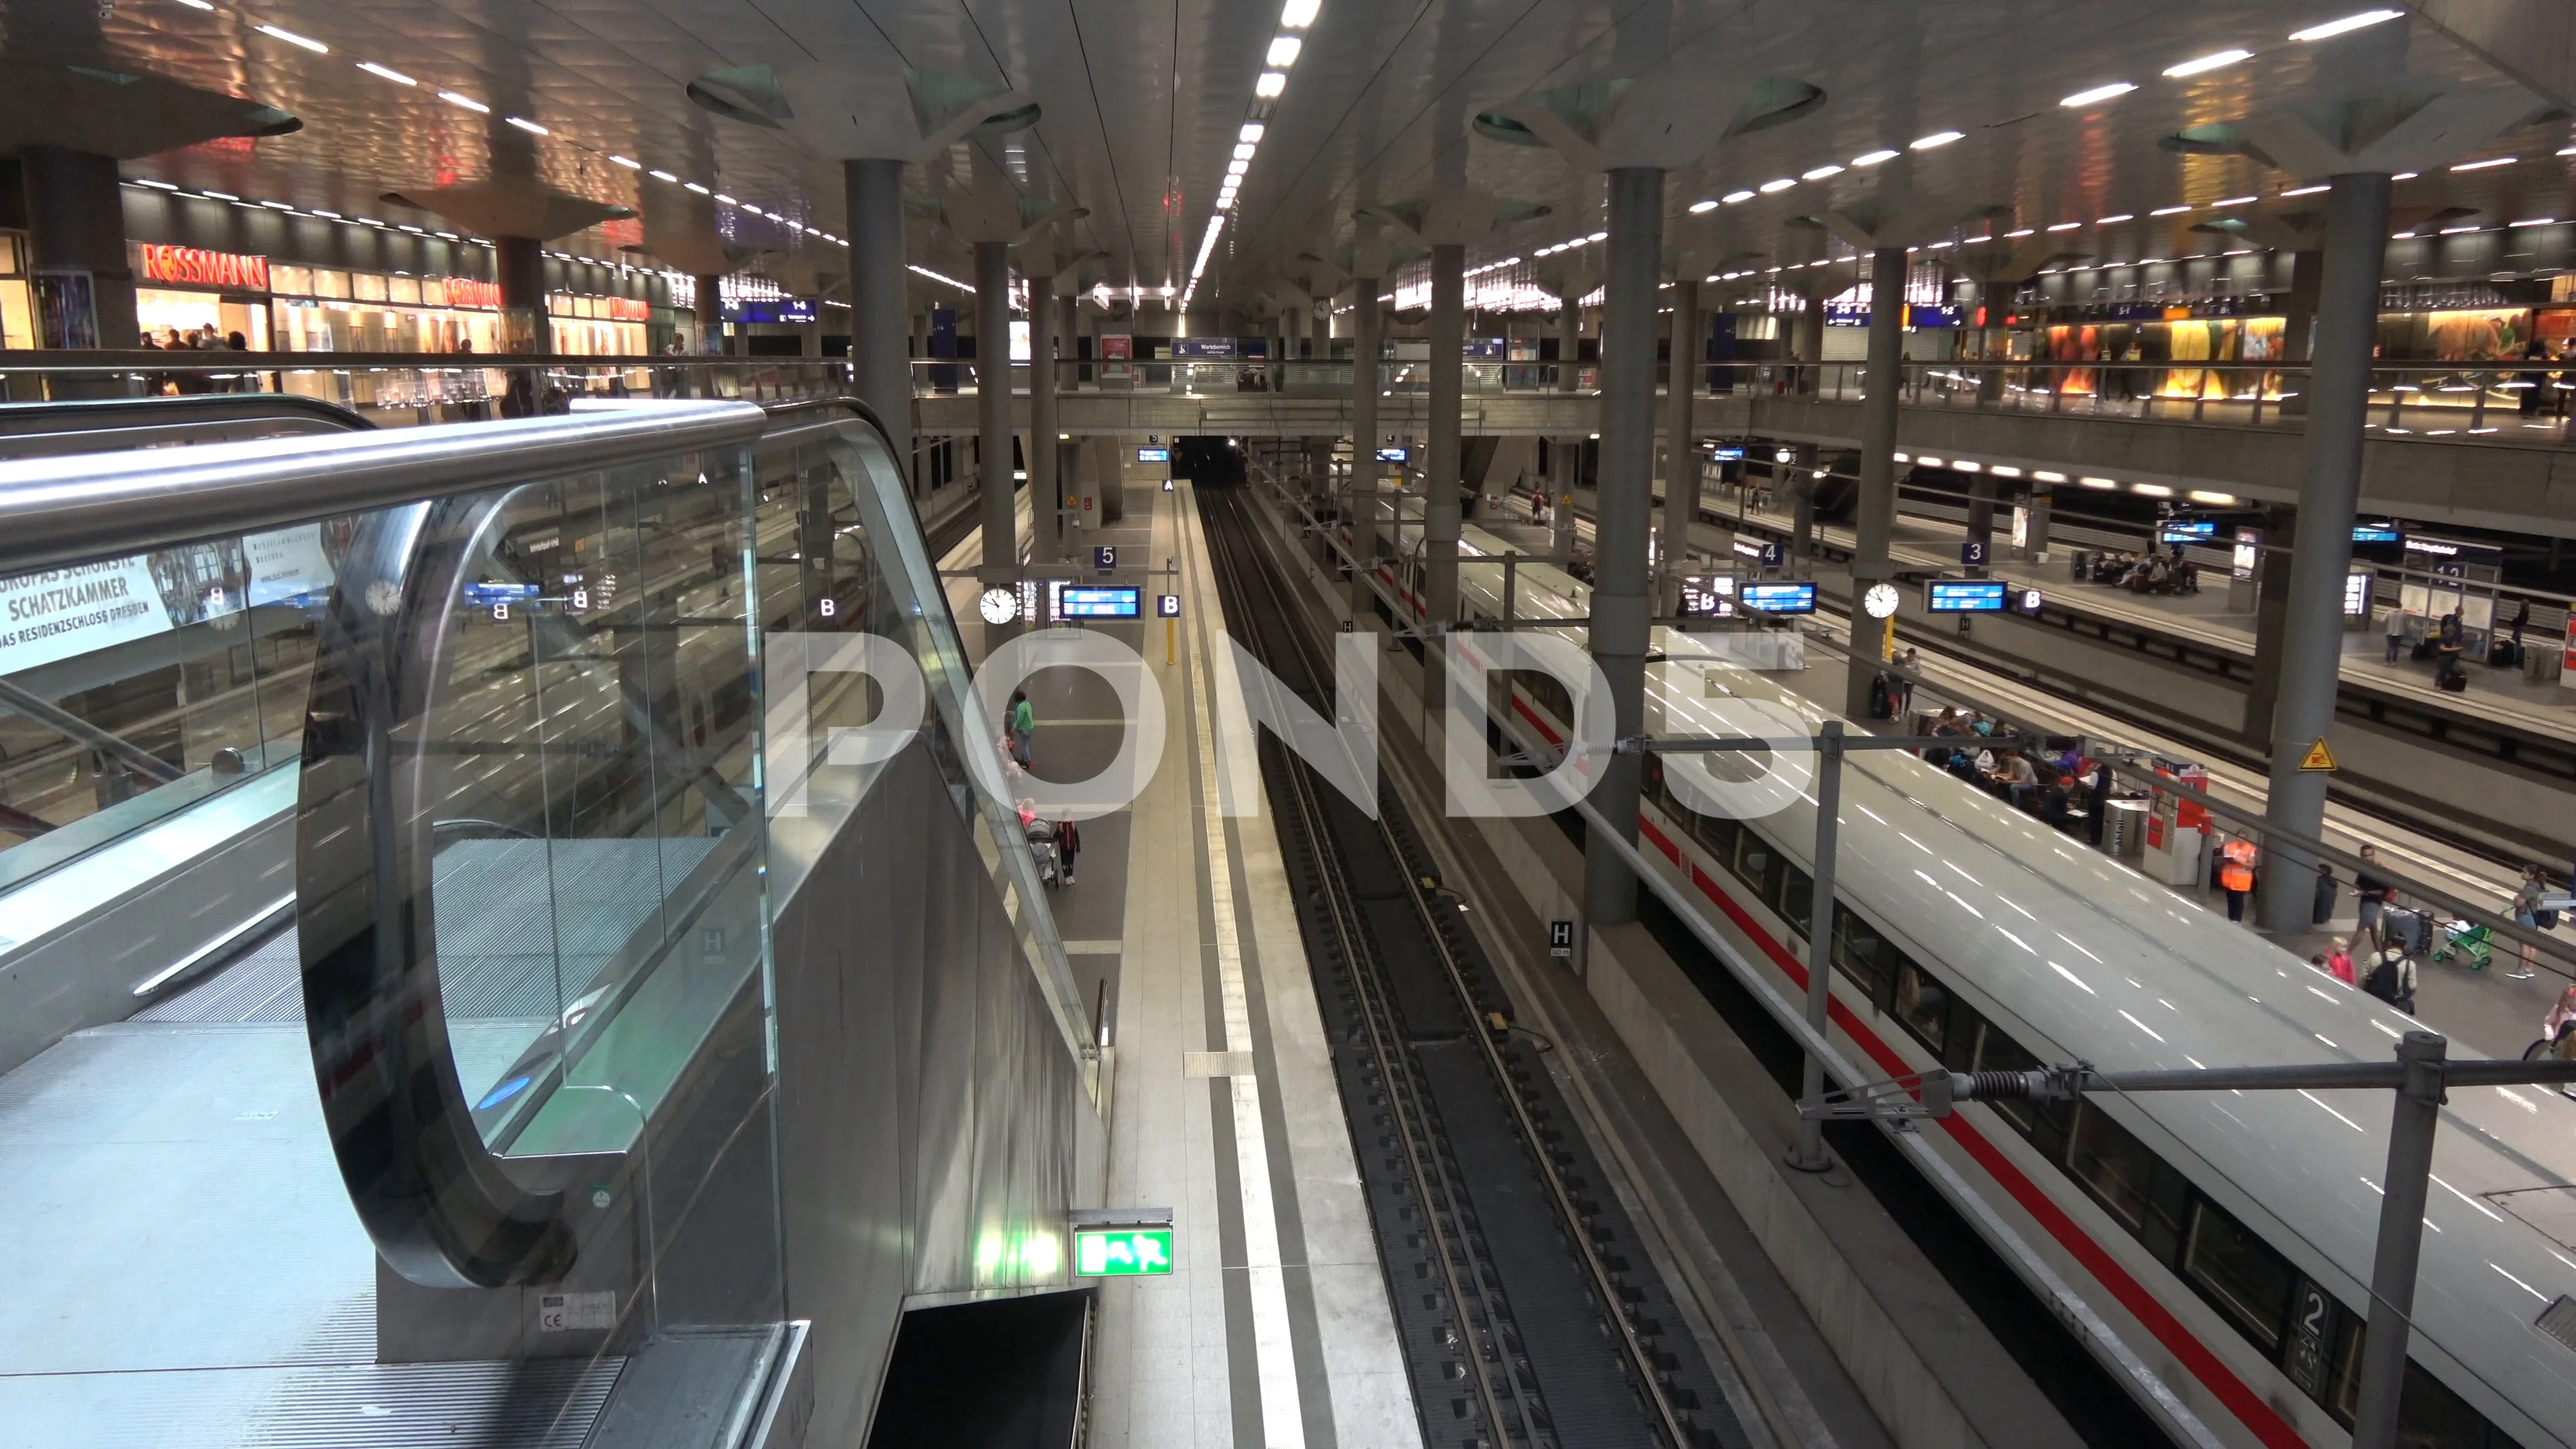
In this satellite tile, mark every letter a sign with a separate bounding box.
[2297,737,2337,772]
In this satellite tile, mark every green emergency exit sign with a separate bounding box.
[1073,1226,1174,1277]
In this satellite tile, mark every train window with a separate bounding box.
[1831,906,1896,1010]
[1696,810,1740,864]
[1892,959,1947,1053]
[2065,1104,2186,1258]
[2398,1359,2514,1448]
[2182,1199,2296,1354]
[1778,862,1813,938]
[1971,1027,2073,1158]
[1941,1004,1986,1073]
[1737,833,1784,909]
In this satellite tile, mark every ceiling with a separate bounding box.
[21,0,2573,311]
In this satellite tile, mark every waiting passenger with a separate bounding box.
[2327,938,2356,986]
[2511,865,2551,979]
[2361,939,2419,1014]
[2314,861,2340,926]
[2383,601,2409,665]
[2354,845,2395,949]
[2002,751,2037,808]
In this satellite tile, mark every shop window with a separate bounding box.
[271,264,312,296]
[313,268,352,299]
[354,272,388,303]
[2182,1199,2295,1354]
[2065,1104,2186,1264]
[390,275,422,305]
[1892,959,1946,1053]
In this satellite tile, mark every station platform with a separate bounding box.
[939,474,1417,1448]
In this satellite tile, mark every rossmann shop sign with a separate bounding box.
[136,245,270,291]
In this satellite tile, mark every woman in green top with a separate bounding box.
[1010,690,1035,767]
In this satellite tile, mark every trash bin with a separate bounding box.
[2104,798,2149,857]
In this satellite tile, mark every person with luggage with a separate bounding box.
[2512,865,2552,979]
[2361,937,2419,1015]
[2434,609,2466,691]
[2218,835,2258,922]
[2354,844,2394,949]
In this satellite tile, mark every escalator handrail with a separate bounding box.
[0,392,376,437]
[0,399,769,578]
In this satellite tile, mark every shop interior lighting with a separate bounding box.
[2130,483,2174,497]
[1911,131,1964,150]
[2061,82,2138,107]
[2163,48,2253,77]
[2047,221,2081,231]
[358,61,416,85]
[1723,189,1756,203]
[1688,199,1719,213]
[254,23,328,52]
[439,91,489,113]
[2279,184,2329,196]
[1853,148,1899,166]
[1279,0,1321,26]
[2451,156,2515,171]
[2290,9,2403,42]
[506,116,547,135]
[1759,177,1796,193]
[2004,227,2035,237]
[684,182,710,195]
[648,169,678,182]
[2097,213,2134,224]
[1802,164,1844,180]
[1255,70,1287,97]
[2213,195,2257,205]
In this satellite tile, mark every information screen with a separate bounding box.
[1927,580,2008,612]
[1136,447,1170,463]
[1059,586,1142,619]
[2352,524,2402,545]
[1377,447,1410,462]
[1740,582,1817,614]
[2157,519,2218,543]
[1709,445,1746,462]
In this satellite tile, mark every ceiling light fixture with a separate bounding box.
[2130,483,2174,497]
[2390,171,2418,180]
[1803,164,1844,180]
[1255,70,1286,97]
[2033,470,2067,482]
[254,23,328,52]
[2214,194,2257,205]
[1723,189,1756,204]
[1240,123,1266,142]
[1588,230,1607,242]
[1234,142,1256,160]
[2150,204,2193,215]
[714,193,737,204]
[2189,490,2237,504]
[2163,48,2253,76]
[1279,0,1321,27]
[1911,130,1964,150]
[202,190,239,201]
[1853,148,1899,166]
[1267,36,1302,66]
[172,0,213,8]
[2061,82,2138,107]
[506,116,547,135]
[2097,213,2134,224]
[1760,177,1796,193]
[134,178,178,191]
[2047,221,2081,231]
[260,199,294,211]
[439,91,488,113]
[311,208,340,218]
[358,61,415,85]
[684,182,710,195]
[2279,184,2328,196]
[1688,199,1718,213]
[2078,476,2118,489]
[2512,217,2559,227]
[2451,156,2515,171]
[609,154,639,169]
[2004,227,2035,237]
[649,169,678,182]
[2290,9,2404,42]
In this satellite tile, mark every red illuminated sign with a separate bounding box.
[137,245,269,291]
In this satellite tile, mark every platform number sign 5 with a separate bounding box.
[1094,545,1118,572]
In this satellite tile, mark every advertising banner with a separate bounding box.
[0,556,173,676]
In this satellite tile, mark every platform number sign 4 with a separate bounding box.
[1550,920,1574,958]
[1093,545,1118,572]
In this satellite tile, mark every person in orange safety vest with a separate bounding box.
[2219,835,2258,923]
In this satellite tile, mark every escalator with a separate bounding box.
[0,399,1102,1448]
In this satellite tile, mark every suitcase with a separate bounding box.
[2438,670,2468,693]
[2383,907,2432,956]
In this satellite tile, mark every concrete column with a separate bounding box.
[495,236,548,354]
[1553,295,1582,561]
[1028,271,1059,565]
[1794,296,1826,391]
[2257,173,2390,933]
[1841,246,1907,718]
[20,147,138,350]
[2024,482,2053,560]
[1964,472,1997,574]
[844,158,914,496]
[1582,166,1664,926]
[1790,442,1819,564]
[1349,280,1382,618]
[1658,279,1701,612]
[694,274,725,352]
[1061,293,1080,395]
[975,239,1019,637]
[2282,250,2324,365]
[2241,503,2300,739]
[1424,243,1466,685]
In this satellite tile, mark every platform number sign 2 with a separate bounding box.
[1550,920,1574,958]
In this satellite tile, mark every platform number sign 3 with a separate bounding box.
[1960,540,1988,566]
[1550,920,1574,958]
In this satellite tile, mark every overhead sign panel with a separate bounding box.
[1927,579,2008,612]
[1059,586,1141,619]
[1740,582,1817,614]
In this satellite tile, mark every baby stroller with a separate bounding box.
[1027,820,1062,888]
[2432,918,2493,971]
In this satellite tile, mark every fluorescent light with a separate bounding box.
[1854,148,1899,166]
[2189,490,2237,504]
[2280,184,2328,197]
[610,154,640,169]
[2214,195,2257,205]
[1234,143,1257,161]
[2290,9,2403,42]
[2097,213,2134,224]
[1953,460,1981,472]
[684,182,710,195]
[260,199,294,211]
[397,223,424,233]
[1760,177,1796,193]
[1991,466,2022,478]
[1803,164,1844,180]
[2062,82,2138,107]
[649,169,678,182]
[2151,204,2193,215]
[2079,476,2117,489]
[714,192,737,204]
[2033,470,2066,482]
[255,23,328,52]
[310,209,339,219]
[356,217,382,226]
[1917,456,1945,467]
[2163,48,2253,76]
[1688,199,1718,213]
[1267,35,1303,65]
[2439,224,2480,234]
[202,190,239,201]
[1911,130,1964,149]
[1588,230,1607,242]
[358,61,416,85]
[1280,0,1321,27]
[2004,227,2035,237]
[1255,70,1287,97]
[2391,171,2418,180]
[506,115,547,135]
[2451,156,2514,171]
[1723,189,1756,204]
[439,91,488,113]
[172,0,213,7]
[2047,221,2081,231]
[135,178,178,190]
[2512,217,2559,227]
[1240,123,1266,142]
[2131,483,2173,497]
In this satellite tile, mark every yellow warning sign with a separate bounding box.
[2298,737,2338,772]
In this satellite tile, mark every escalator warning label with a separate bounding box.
[539,1291,616,1333]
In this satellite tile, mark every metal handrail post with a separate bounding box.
[2349,1030,2447,1449]
[1788,719,1845,1172]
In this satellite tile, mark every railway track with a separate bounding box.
[1194,480,1750,1449]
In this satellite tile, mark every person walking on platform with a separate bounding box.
[2511,865,2551,980]
[2218,835,2258,922]
[1055,812,1083,885]
[2384,600,2409,665]
[2355,844,2395,949]
[2327,937,2357,986]
[2314,861,2340,926]
[1008,688,1035,768]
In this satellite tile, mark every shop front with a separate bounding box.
[133,243,272,351]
